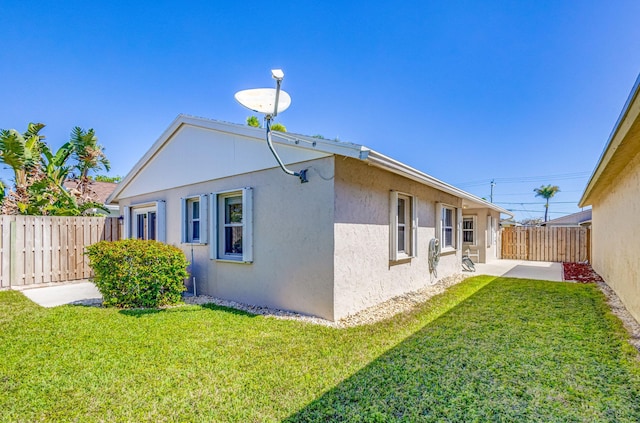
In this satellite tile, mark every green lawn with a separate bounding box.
[1,276,639,422]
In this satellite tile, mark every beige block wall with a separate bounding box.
[119,157,337,320]
[333,158,463,319]
[591,151,640,323]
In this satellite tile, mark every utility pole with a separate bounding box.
[490,179,495,203]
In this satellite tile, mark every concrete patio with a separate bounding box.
[473,259,563,281]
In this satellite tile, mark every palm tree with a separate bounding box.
[69,127,110,198]
[0,123,46,191]
[534,184,560,222]
[0,123,49,214]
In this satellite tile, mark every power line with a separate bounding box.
[493,201,578,206]
[455,171,590,188]
[494,172,590,184]
[507,209,579,214]
[491,190,584,197]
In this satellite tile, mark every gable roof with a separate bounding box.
[63,180,118,204]
[540,209,592,226]
[579,73,640,207]
[108,114,512,217]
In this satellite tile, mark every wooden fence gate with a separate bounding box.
[500,226,590,263]
[0,215,120,289]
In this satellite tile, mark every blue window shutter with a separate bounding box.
[123,206,131,239]
[411,196,418,257]
[389,190,398,261]
[210,193,218,260]
[436,202,442,243]
[156,201,166,243]
[199,194,208,244]
[242,188,253,263]
[180,198,187,243]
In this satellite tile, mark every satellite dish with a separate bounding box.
[234,88,291,115]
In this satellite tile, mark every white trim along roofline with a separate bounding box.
[365,150,512,217]
[108,114,513,218]
[579,72,640,208]
[107,114,368,204]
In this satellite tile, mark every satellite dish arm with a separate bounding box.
[265,118,308,183]
[273,79,281,118]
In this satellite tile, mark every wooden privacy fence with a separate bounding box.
[0,215,120,289]
[501,226,590,263]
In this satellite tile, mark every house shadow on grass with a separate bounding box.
[283,295,488,422]
[200,303,258,318]
[283,279,640,422]
[117,302,258,318]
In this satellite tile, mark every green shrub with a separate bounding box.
[86,239,189,308]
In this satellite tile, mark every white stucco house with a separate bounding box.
[107,114,511,321]
[579,73,640,324]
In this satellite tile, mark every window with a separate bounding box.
[442,206,454,248]
[462,216,476,245]
[212,188,253,262]
[181,195,208,244]
[389,191,417,261]
[437,203,457,250]
[124,201,166,242]
[135,210,156,240]
[221,195,242,256]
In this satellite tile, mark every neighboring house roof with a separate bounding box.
[108,114,513,217]
[64,180,118,205]
[580,73,640,207]
[500,218,518,227]
[541,209,592,226]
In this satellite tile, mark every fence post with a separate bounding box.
[9,220,16,287]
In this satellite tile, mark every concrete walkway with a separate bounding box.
[15,281,102,307]
[473,259,563,281]
[10,260,563,308]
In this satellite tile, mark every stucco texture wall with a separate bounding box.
[332,158,463,319]
[119,156,337,320]
[592,150,640,323]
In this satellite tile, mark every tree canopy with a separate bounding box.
[533,184,560,222]
[246,116,261,128]
[0,123,114,216]
[270,122,287,132]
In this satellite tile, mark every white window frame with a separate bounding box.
[437,203,457,252]
[210,188,253,263]
[389,191,418,261]
[181,195,208,244]
[123,201,166,242]
[462,216,477,246]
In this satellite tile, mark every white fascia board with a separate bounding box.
[107,115,186,204]
[579,72,640,207]
[270,131,369,160]
[364,150,514,218]
[108,114,368,203]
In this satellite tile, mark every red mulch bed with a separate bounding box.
[562,262,604,283]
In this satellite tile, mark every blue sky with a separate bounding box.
[2,1,639,222]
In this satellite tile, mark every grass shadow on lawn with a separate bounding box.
[284,278,640,422]
[116,302,259,319]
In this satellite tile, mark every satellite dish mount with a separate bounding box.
[235,69,308,183]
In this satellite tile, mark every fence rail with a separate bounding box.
[501,226,590,263]
[0,215,120,288]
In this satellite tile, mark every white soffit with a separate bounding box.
[115,123,333,199]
